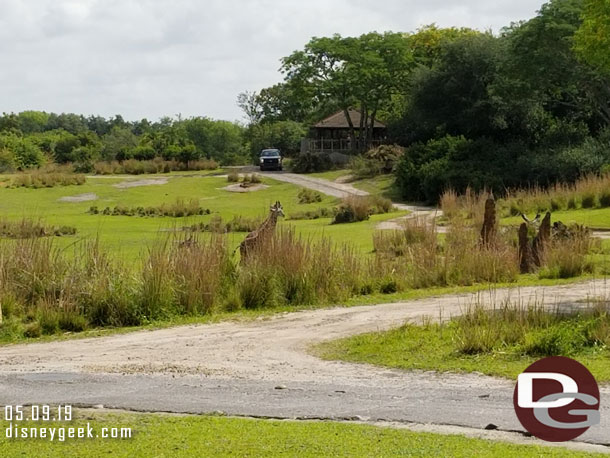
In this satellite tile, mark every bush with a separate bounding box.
[93,158,218,175]
[297,188,322,204]
[598,189,610,207]
[23,322,42,338]
[227,172,240,182]
[185,215,262,233]
[11,172,86,188]
[289,208,334,220]
[539,230,594,279]
[352,144,404,178]
[581,192,597,208]
[0,219,77,239]
[90,199,210,218]
[350,156,383,179]
[332,195,392,224]
[291,152,333,173]
[333,196,372,223]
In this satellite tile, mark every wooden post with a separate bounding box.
[518,223,533,273]
[480,197,497,247]
[532,212,551,266]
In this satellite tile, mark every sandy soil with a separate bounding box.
[58,193,98,202]
[113,178,169,189]
[1,279,606,379]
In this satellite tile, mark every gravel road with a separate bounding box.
[0,280,609,448]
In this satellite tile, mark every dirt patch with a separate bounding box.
[113,178,169,189]
[0,279,604,380]
[335,174,354,183]
[58,193,98,203]
[223,183,269,193]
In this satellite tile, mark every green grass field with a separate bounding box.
[0,411,599,457]
[314,317,610,383]
[0,173,404,256]
[502,208,610,229]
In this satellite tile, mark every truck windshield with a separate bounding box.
[261,150,280,157]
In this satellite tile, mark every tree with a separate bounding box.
[237,91,263,125]
[504,0,610,127]
[245,121,306,160]
[17,111,49,133]
[281,33,413,150]
[397,33,507,143]
[0,132,45,169]
[574,0,610,74]
[101,127,138,161]
[406,24,481,66]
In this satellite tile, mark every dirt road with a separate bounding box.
[258,171,440,230]
[0,280,608,448]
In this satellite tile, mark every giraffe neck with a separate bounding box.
[261,211,277,232]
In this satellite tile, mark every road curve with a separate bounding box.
[0,279,609,447]
[258,171,441,230]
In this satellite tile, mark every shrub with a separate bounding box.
[23,322,42,338]
[90,199,210,218]
[289,208,334,220]
[38,309,60,335]
[93,158,218,175]
[11,172,86,188]
[332,195,392,224]
[600,190,610,208]
[539,230,594,279]
[227,172,240,182]
[185,215,262,233]
[0,219,77,239]
[581,192,597,208]
[351,144,404,178]
[349,156,383,179]
[291,152,333,173]
[297,188,322,204]
[333,196,372,223]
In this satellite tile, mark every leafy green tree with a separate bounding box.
[574,0,610,74]
[245,121,306,160]
[17,111,50,133]
[281,33,412,149]
[0,133,45,169]
[46,113,87,135]
[101,127,138,161]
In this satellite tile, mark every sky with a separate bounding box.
[0,0,545,123]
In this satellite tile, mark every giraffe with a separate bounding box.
[239,201,284,261]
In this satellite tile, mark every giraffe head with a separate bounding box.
[270,201,285,218]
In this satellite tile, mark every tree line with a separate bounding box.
[240,0,610,201]
[0,111,307,172]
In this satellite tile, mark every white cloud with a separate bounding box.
[0,0,544,122]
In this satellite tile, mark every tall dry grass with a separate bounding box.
[11,171,86,188]
[0,219,76,238]
[237,228,363,308]
[91,199,210,218]
[333,195,393,224]
[93,158,218,175]
[373,216,519,289]
[440,173,610,219]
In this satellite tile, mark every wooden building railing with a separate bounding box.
[301,138,384,153]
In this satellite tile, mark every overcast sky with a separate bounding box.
[0,0,545,123]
